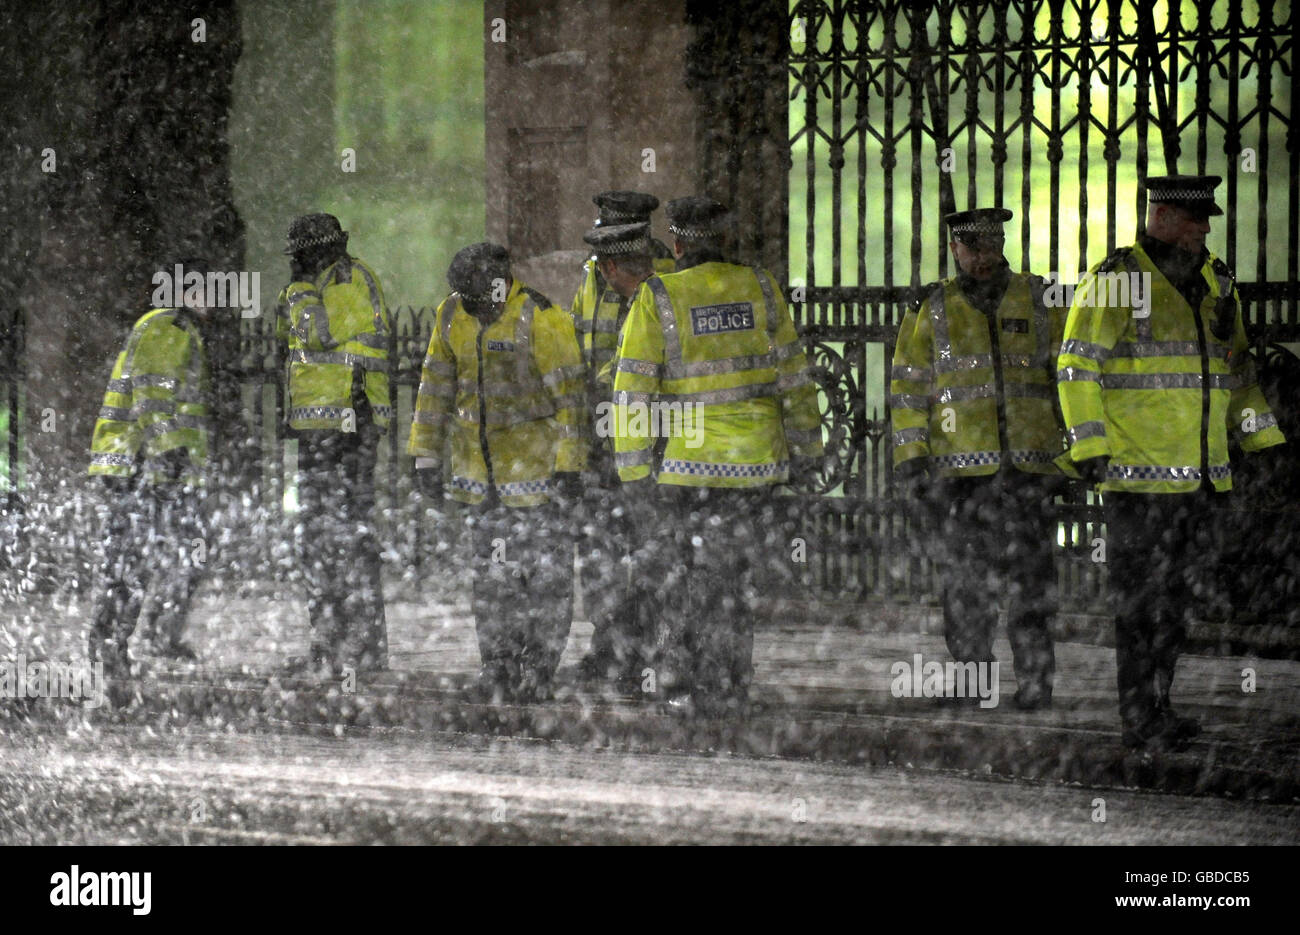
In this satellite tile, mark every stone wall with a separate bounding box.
[484,0,699,306]
[4,0,244,502]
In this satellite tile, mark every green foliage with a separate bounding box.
[323,0,486,309]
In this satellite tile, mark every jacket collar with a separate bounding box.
[458,277,521,327]
[954,260,1011,315]
[1138,234,1206,287]
[674,247,725,271]
[319,254,354,288]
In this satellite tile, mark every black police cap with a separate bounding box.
[593,191,660,225]
[665,196,728,241]
[447,242,510,299]
[1146,174,1223,217]
[583,222,652,259]
[284,213,348,254]
[944,207,1012,242]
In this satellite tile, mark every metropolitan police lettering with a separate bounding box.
[486,340,516,352]
[690,301,755,336]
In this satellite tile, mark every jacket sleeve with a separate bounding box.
[1225,281,1287,452]
[889,296,934,470]
[569,263,594,342]
[533,302,589,473]
[352,259,391,347]
[88,346,141,477]
[284,280,337,350]
[1057,265,1129,462]
[1047,280,1072,433]
[766,271,823,461]
[611,281,665,482]
[129,321,189,461]
[407,297,457,471]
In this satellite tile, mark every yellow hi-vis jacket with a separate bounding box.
[1057,244,1285,493]
[88,308,211,486]
[890,273,1068,477]
[276,255,392,432]
[407,279,588,508]
[611,262,824,487]
[570,256,676,478]
[570,253,677,382]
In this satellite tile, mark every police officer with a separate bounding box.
[891,208,1066,710]
[87,257,215,676]
[570,192,675,686]
[573,222,662,689]
[570,191,675,381]
[1058,176,1286,750]
[277,213,391,677]
[612,196,823,716]
[409,243,588,703]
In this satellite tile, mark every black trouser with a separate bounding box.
[577,483,649,677]
[640,486,793,705]
[295,429,387,673]
[88,484,206,671]
[467,501,574,694]
[931,471,1059,697]
[1104,490,1222,733]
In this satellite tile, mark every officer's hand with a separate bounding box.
[894,458,930,499]
[100,475,133,496]
[553,471,583,503]
[619,475,658,529]
[1075,456,1110,486]
[1249,443,1291,486]
[788,454,822,490]
[415,469,444,503]
[159,449,189,481]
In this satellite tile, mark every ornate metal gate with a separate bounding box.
[785,0,1300,603]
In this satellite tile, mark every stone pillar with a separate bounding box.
[3,0,244,586]
[484,0,699,305]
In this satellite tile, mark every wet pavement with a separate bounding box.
[3,577,1297,804]
[3,725,1296,845]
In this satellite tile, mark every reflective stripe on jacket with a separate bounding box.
[570,254,677,380]
[890,272,1068,478]
[407,279,588,508]
[611,262,824,487]
[1057,244,1285,493]
[571,255,676,476]
[277,255,392,432]
[88,308,211,486]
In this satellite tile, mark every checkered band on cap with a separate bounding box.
[945,207,1012,236]
[668,223,718,240]
[1144,175,1223,214]
[949,221,1006,234]
[601,209,649,222]
[585,222,652,258]
[284,213,348,254]
[286,231,346,251]
[1148,186,1216,203]
[597,236,651,256]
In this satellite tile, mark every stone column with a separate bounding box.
[4,0,244,588]
[484,0,699,305]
